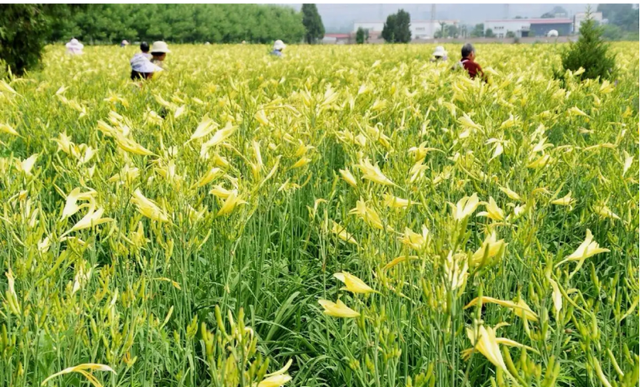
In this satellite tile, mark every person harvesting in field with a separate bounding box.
[65,38,84,55]
[150,41,170,68]
[453,43,486,81]
[270,40,286,57]
[431,46,448,62]
[130,42,161,80]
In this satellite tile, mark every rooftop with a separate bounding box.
[485,18,572,24]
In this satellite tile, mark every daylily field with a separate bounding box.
[0,43,638,387]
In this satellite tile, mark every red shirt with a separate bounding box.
[460,58,485,80]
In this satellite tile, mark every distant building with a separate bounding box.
[322,33,351,44]
[484,18,573,38]
[353,19,459,40]
[529,18,573,37]
[574,12,604,32]
[484,19,532,38]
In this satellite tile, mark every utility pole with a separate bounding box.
[431,4,436,38]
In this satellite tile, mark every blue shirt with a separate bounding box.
[270,50,283,57]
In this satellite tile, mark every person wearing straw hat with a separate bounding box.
[431,46,448,62]
[120,40,129,48]
[270,40,286,57]
[150,41,170,68]
[65,38,84,55]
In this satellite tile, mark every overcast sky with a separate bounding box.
[288,4,597,32]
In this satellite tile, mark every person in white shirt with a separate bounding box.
[65,38,84,55]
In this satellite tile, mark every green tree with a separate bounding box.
[381,14,397,43]
[301,4,324,44]
[485,28,495,38]
[470,23,484,38]
[597,4,639,32]
[601,24,623,41]
[0,5,52,76]
[394,9,411,43]
[559,9,616,81]
[355,27,368,44]
[506,31,516,38]
[381,9,411,43]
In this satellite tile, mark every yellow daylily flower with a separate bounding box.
[498,186,521,201]
[551,192,575,206]
[555,229,609,276]
[333,271,377,294]
[216,190,246,216]
[52,132,74,154]
[339,168,358,188]
[256,359,293,387]
[61,187,97,220]
[464,296,538,322]
[383,193,410,209]
[593,203,620,220]
[471,231,506,267]
[200,122,236,157]
[355,159,395,186]
[115,134,155,156]
[18,154,38,175]
[349,199,392,231]
[62,204,113,236]
[463,325,507,371]
[477,197,505,221]
[318,299,360,318]
[131,189,170,222]
[193,167,221,188]
[41,363,116,386]
[330,221,358,245]
[0,123,19,136]
[398,226,429,251]
[449,193,480,221]
[291,157,311,169]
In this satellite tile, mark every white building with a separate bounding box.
[574,12,604,32]
[353,19,459,40]
[483,19,532,38]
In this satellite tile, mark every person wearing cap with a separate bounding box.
[452,43,486,81]
[270,40,286,57]
[431,46,448,62]
[65,38,84,55]
[150,41,170,68]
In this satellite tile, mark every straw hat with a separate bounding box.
[273,40,286,51]
[433,46,447,57]
[151,41,171,53]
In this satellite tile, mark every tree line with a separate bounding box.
[47,4,308,44]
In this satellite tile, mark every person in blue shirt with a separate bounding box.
[270,40,286,57]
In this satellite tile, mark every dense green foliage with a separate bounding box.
[0,42,638,387]
[0,5,50,75]
[48,4,305,44]
[355,27,368,44]
[560,12,616,81]
[597,4,639,34]
[301,4,324,44]
[381,9,411,43]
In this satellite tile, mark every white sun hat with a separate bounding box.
[151,41,171,53]
[66,38,84,54]
[273,40,286,50]
[433,46,447,57]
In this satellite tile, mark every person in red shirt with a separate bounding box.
[453,43,487,81]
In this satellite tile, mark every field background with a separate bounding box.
[0,43,638,387]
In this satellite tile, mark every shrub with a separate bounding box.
[557,9,616,81]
